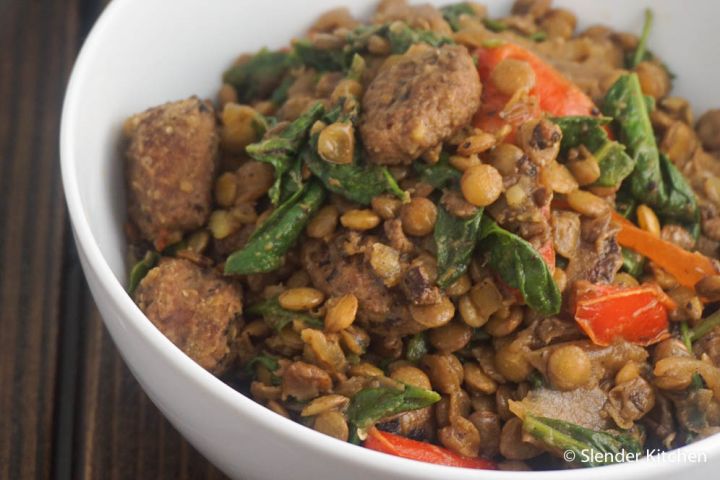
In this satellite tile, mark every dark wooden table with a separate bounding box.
[0,1,228,478]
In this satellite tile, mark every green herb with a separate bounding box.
[348,384,441,429]
[691,309,720,343]
[552,116,634,189]
[621,248,645,278]
[224,181,325,275]
[629,9,654,68]
[478,218,561,315]
[223,49,290,103]
[128,251,159,294]
[405,333,428,363]
[524,415,643,467]
[246,296,323,332]
[440,2,477,31]
[246,102,325,204]
[434,206,483,289]
[413,152,461,189]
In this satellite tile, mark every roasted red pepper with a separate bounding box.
[573,282,675,346]
[611,211,718,290]
[473,42,598,137]
[364,427,496,470]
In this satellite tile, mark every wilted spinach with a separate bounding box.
[523,415,643,467]
[224,181,325,275]
[246,102,325,204]
[348,384,441,429]
[434,206,484,289]
[223,49,290,103]
[478,218,561,315]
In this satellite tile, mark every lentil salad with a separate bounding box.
[122,0,720,470]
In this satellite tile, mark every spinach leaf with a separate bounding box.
[621,248,645,278]
[269,76,294,106]
[603,73,662,203]
[524,415,643,467]
[348,384,441,429]
[245,296,323,332]
[292,23,452,72]
[413,152,461,189]
[478,218,561,315]
[440,2,477,31]
[302,137,403,205]
[223,49,290,103]
[658,153,699,225]
[551,116,634,189]
[592,140,635,188]
[246,102,325,204]
[128,251,159,294]
[224,181,325,275]
[435,206,484,289]
[552,116,612,153]
[604,73,698,224]
[405,333,428,363]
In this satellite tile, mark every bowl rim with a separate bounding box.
[59,0,720,477]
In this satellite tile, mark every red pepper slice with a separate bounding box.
[364,427,496,470]
[473,43,598,138]
[573,282,675,346]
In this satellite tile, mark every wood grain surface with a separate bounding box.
[0,1,228,478]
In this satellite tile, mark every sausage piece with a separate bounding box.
[134,258,243,374]
[125,97,218,250]
[360,44,482,165]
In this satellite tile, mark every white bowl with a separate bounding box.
[61,0,720,478]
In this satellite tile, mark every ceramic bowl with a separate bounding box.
[60,1,720,478]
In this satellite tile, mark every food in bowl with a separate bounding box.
[120,0,720,470]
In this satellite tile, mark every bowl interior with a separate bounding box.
[61,0,720,478]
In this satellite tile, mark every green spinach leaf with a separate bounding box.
[246,102,325,204]
[224,181,325,275]
[551,116,634,189]
[524,415,643,467]
[223,49,290,103]
[435,206,483,289]
[348,384,441,429]
[413,152,461,189]
[478,218,561,315]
